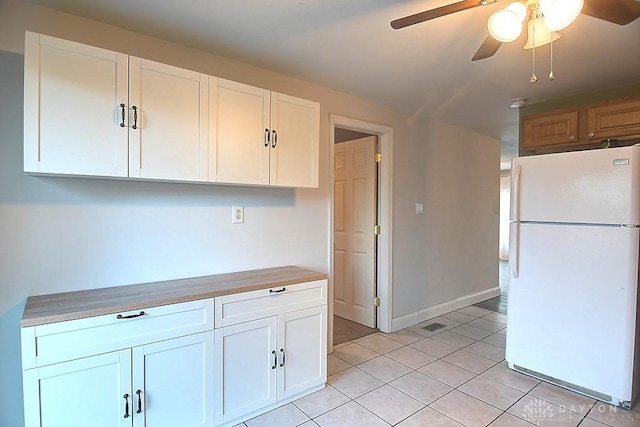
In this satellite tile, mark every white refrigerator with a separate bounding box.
[506,145,640,408]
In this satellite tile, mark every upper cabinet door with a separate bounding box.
[24,32,128,177]
[128,58,208,182]
[269,93,320,188]
[211,78,271,185]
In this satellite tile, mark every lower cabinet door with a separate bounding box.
[277,306,327,400]
[214,317,277,425]
[22,350,132,427]
[133,332,214,427]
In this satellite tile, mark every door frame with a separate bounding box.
[329,115,393,351]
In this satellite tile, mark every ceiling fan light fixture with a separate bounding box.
[506,1,528,21]
[523,17,562,49]
[541,0,584,31]
[487,8,524,42]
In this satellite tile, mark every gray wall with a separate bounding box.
[0,1,500,425]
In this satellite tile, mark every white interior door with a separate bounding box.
[333,136,377,327]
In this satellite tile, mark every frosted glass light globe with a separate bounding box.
[488,9,523,43]
[541,0,584,31]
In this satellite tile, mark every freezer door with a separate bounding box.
[506,222,639,402]
[510,145,640,225]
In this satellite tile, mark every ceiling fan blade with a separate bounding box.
[472,35,503,61]
[391,0,487,30]
[581,0,640,25]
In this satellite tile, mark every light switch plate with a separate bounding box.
[415,203,424,215]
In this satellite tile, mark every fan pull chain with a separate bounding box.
[549,39,555,81]
[530,18,537,83]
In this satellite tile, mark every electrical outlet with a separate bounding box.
[232,206,244,224]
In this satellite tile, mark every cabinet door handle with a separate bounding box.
[123,394,130,418]
[271,350,277,369]
[272,130,278,148]
[568,135,575,141]
[589,132,595,138]
[136,389,142,414]
[279,348,286,367]
[264,128,270,147]
[132,106,138,130]
[117,311,145,320]
[269,287,286,294]
[119,103,126,128]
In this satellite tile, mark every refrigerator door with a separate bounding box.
[510,145,640,225]
[506,222,639,403]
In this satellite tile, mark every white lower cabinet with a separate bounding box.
[213,282,327,427]
[23,350,131,427]
[21,275,327,427]
[23,332,213,427]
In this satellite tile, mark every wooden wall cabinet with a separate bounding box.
[521,97,640,153]
[24,32,320,188]
[587,99,640,141]
[522,111,579,149]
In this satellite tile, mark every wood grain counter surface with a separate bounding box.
[22,266,327,327]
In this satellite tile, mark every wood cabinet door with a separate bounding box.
[522,111,579,149]
[277,306,327,401]
[587,100,640,141]
[128,58,208,181]
[211,78,270,185]
[24,32,128,177]
[213,317,277,425]
[22,350,132,427]
[133,332,214,427]
[269,93,320,188]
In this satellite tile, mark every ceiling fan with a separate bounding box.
[391,0,640,62]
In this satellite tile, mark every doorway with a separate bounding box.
[329,115,393,351]
[333,133,378,343]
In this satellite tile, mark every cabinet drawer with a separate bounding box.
[215,280,327,327]
[22,299,214,369]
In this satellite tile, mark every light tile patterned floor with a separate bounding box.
[237,306,640,426]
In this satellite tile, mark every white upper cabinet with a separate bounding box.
[24,32,129,177]
[210,78,320,188]
[210,79,271,185]
[24,32,320,188]
[269,93,319,188]
[128,58,208,182]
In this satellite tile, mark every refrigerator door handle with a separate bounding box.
[512,165,522,222]
[512,222,520,279]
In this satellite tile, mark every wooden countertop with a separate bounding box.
[22,266,327,327]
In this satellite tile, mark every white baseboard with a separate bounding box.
[391,286,501,332]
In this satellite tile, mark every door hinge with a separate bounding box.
[373,297,381,307]
[373,224,381,235]
[375,152,382,163]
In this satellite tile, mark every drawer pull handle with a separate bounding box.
[279,348,286,367]
[136,389,142,414]
[271,350,277,369]
[117,311,145,320]
[119,103,126,127]
[131,106,138,130]
[123,394,130,418]
[269,288,286,294]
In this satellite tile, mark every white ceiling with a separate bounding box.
[28,0,640,168]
